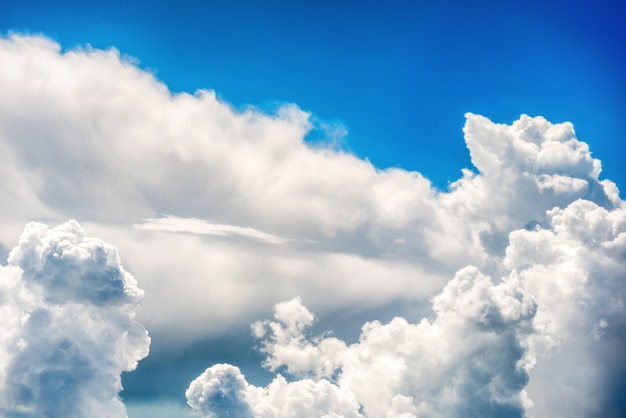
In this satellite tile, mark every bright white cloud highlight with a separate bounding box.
[0,220,150,418]
[135,216,290,244]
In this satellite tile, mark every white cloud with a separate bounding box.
[186,364,364,418]
[1,34,619,344]
[189,264,537,418]
[0,220,150,417]
[0,33,624,417]
[0,33,467,345]
[251,297,348,379]
[189,193,626,417]
[504,199,626,417]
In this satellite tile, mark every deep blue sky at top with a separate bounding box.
[1,0,624,190]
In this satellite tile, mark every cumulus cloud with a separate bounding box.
[186,363,363,418]
[506,200,626,417]
[188,265,537,418]
[1,33,620,343]
[0,33,457,343]
[182,112,625,417]
[188,192,626,417]
[0,220,150,417]
[0,33,624,417]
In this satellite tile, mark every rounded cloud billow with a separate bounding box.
[0,221,150,418]
[0,34,624,417]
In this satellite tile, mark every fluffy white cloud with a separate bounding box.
[186,364,364,418]
[506,200,626,418]
[189,192,626,417]
[1,33,619,344]
[0,220,150,417]
[0,33,624,417]
[189,265,536,418]
[0,33,457,343]
[251,297,348,379]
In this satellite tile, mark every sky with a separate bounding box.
[0,1,625,417]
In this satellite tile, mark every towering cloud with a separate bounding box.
[509,200,626,417]
[0,221,150,418]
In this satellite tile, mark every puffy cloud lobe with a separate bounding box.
[186,364,256,418]
[0,220,150,418]
[504,199,626,417]
[442,113,620,264]
[252,297,347,379]
[186,364,363,418]
[9,221,144,307]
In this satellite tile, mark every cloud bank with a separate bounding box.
[173,69,625,418]
[189,194,626,417]
[0,34,624,417]
[0,221,150,417]
[0,33,620,343]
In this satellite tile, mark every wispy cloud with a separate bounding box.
[135,216,290,245]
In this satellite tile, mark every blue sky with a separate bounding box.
[0,1,625,417]
[2,0,624,189]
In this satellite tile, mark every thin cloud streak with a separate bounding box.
[135,216,290,245]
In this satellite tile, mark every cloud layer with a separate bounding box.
[0,34,624,417]
[0,221,150,417]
